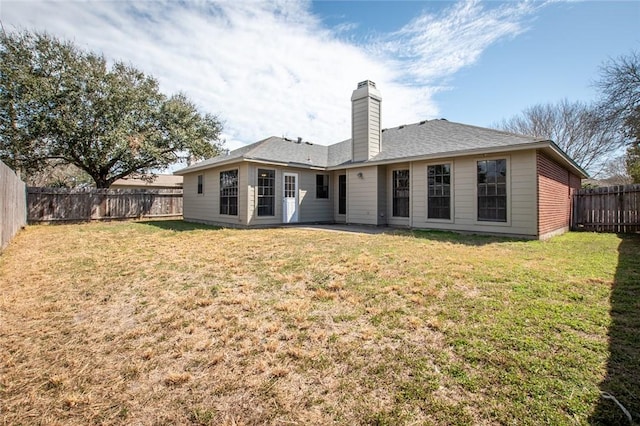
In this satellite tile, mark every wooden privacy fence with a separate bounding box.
[1,160,27,251]
[27,187,183,222]
[572,184,640,233]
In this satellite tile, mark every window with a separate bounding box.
[197,174,204,194]
[338,175,346,215]
[427,164,451,220]
[316,174,329,199]
[220,169,238,216]
[257,169,274,216]
[392,169,410,217]
[284,174,296,198]
[477,159,507,222]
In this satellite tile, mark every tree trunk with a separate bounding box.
[93,175,111,188]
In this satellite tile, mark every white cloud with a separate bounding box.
[372,0,540,85]
[0,0,543,151]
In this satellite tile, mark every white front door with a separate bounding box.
[283,173,298,223]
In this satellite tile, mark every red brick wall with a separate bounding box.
[537,152,581,238]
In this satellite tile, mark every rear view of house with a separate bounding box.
[175,81,587,239]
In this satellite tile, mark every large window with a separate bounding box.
[477,159,507,222]
[316,174,329,199]
[338,175,346,215]
[427,164,451,220]
[220,169,238,216]
[393,169,410,217]
[197,174,204,194]
[257,169,274,216]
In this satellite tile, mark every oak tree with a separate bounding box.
[0,31,223,187]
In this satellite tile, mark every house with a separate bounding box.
[175,80,587,239]
[111,174,183,190]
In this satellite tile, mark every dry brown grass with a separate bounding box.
[0,221,631,425]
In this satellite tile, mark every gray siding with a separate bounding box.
[182,149,539,237]
[298,169,333,223]
[409,150,538,237]
[246,164,281,226]
[182,163,248,226]
[351,97,381,162]
[346,166,379,225]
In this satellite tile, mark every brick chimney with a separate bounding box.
[351,80,382,162]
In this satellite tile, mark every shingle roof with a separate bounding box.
[370,119,543,162]
[175,119,584,175]
[243,137,329,167]
[175,136,329,174]
[327,139,352,167]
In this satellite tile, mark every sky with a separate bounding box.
[1,0,639,156]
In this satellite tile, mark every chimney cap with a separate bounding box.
[357,80,376,89]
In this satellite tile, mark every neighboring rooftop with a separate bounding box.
[112,174,183,188]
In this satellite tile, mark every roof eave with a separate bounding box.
[246,158,327,170]
[173,157,244,175]
[326,140,553,170]
[174,156,328,175]
[541,141,589,179]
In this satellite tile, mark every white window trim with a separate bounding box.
[316,173,330,200]
[219,168,239,217]
[424,161,454,224]
[390,167,410,219]
[473,155,511,227]
[256,168,276,217]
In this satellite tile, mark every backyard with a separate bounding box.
[0,221,638,425]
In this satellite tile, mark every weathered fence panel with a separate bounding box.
[0,160,27,251]
[572,184,640,233]
[27,187,183,222]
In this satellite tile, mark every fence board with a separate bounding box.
[572,184,640,233]
[0,160,27,251]
[27,187,183,222]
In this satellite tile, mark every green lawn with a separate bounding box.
[0,221,638,425]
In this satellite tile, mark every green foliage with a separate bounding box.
[626,143,640,183]
[0,30,223,187]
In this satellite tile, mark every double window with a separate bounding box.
[427,164,451,220]
[477,159,507,222]
[316,174,329,199]
[392,169,410,217]
[220,169,238,216]
[257,169,274,216]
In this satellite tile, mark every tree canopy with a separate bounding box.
[596,51,640,183]
[0,30,223,187]
[495,99,623,176]
[497,50,640,181]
